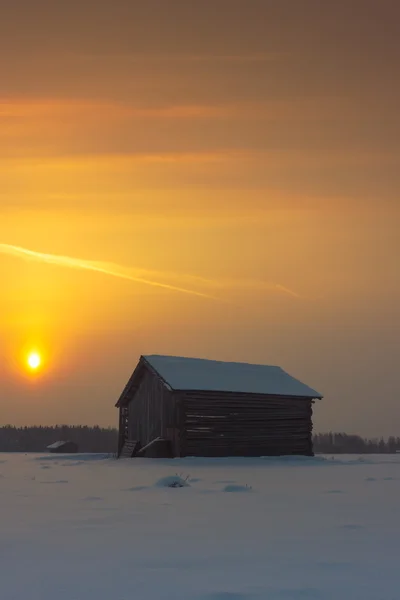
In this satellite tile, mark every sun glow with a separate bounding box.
[27,352,41,370]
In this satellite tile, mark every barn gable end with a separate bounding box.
[116,357,180,457]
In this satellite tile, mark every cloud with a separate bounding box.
[0,243,215,300]
[0,150,242,171]
[76,52,283,65]
[224,280,301,299]
[0,95,360,123]
[0,243,301,300]
[5,94,375,130]
[0,97,258,121]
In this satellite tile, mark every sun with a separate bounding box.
[27,352,42,370]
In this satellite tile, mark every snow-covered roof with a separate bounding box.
[47,441,74,449]
[143,355,322,399]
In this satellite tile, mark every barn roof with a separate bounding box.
[47,440,74,450]
[141,354,322,399]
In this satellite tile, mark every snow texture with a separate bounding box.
[1,452,400,599]
[144,355,323,398]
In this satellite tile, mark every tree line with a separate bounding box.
[1,426,400,454]
[313,432,400,454]
[0,425,118,453]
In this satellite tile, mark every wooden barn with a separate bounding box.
[116,355,323,458]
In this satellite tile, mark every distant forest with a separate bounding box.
[0,425,118,453]
[1,427,400,454]
[313,433,400,454]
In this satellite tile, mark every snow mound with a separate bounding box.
[223,484,252,493]
[124,485,148,492]
[155,475,190,488]
[39,479,69,484]
[35,453,112,462]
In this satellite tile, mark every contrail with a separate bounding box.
[207,278,301,298]
[0,243,216,299]
[0,243,301,300]
[272,284,301,299]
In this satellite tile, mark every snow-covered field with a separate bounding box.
[1,453,400,600]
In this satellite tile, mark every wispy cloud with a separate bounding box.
[1,95,350,122]
[0,244,215,299]
[0,243,301,300]
[0,97,259,121]
[219,279,301,299]
[76,52,283,64]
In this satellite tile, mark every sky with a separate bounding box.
[1,0,399,436]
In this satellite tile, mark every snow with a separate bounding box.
[155,475,191,488]
[46,440,73,450]
[1,452,400,599]
[143,355,323,398]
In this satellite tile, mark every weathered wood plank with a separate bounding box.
[178,391,313,457]
[127,365,176,448]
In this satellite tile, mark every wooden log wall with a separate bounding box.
[177,391,314,457]
[127,367,178,449]
[117,406,129,456]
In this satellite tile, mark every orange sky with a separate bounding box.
[1,0,399,435]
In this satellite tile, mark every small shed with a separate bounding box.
[47,440,78,454]
[116,355,323,458]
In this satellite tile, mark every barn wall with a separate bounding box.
[177,391,314,457]
[127,367,177,448]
